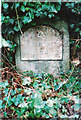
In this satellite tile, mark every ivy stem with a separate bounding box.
[15,5,23,35]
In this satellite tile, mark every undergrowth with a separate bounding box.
[0,63,80,119]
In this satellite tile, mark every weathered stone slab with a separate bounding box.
[21,26,62,60]
[15,20,69,77]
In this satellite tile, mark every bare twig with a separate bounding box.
[67,80,76,94]
[57,66,75,90]
[1,53,24,80]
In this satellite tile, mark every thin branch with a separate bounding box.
[13,82,35,91]
[70,38,81,41]
[57,37,80,90]
[67,80,76,94]
[1,53,22,80]
[57,66,75,90]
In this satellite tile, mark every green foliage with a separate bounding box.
[2,2,61,36]
[65,2,80,39]
[3,3,9,9]
[0,38,9,48]
[0,100,3,109]
[2,2,80,37]
[1,2,80,63]
[0,70,80,119]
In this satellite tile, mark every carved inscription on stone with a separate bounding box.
[20,25,62,60]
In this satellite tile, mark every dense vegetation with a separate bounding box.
[1,1,81,119]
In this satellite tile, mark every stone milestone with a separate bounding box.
[15,20,69,77]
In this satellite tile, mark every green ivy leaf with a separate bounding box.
[2,81,9,88]
[0,82,4,88]
[11,96,16,102]
[60,114,68,118]
[29,111,34,118]
[14,101,19,106]
[0,100,3,108]
[33,82,39,88]
[75,28,80,32]
[49,107,57,117]
[26,7,29,11]
[25,111,29,117]
[62,106,67,113]
[4,112,7,118]
[0,100,3,105]
[45,114,50,118]
[17,88,22,93]
[23,2,27,6]
[14,26,19,31]
[34,98,45,109]
[69,24,75,28]
[65,3,70,7]
[54,84,60,90]
[51,7,58,13]
[24,89,32,95]
[48,14,52,18]
[69,76,75,82]
[8,100,13,106]
[0,38,9,48]
[56,5,61,11]
[72,9,76,13]
[60,97,69,103]
[22,77,31,85]
[22,16,31,24]
[11,89,16,96]
[1,15,5,22]
[17,94,22,100]
[9,19,14,24]
[3,3,9,9]
[21,5,26,12]
[4,19,9,23]
[74,104,80,111]
[14,94,22,106]
[53,97,59,104]
[3,88,9,96]
[70,3,74,8]
[18,102,28,108]
[3,96,8,101]
[15,3,20,9]
[46,98,54,107]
